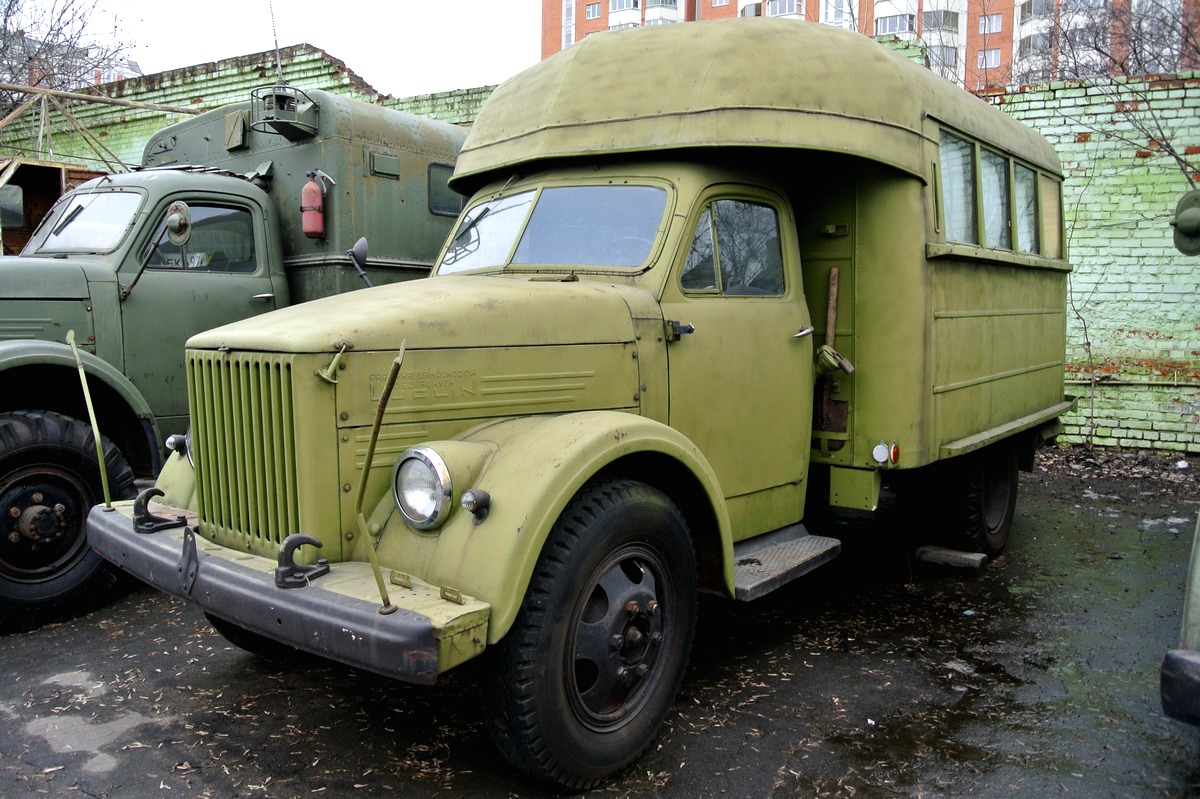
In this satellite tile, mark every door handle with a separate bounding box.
[793,325,815,339]
[252,293,275,301]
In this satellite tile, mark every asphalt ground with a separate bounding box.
[1,446,1198,798]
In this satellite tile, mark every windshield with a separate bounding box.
[23,191,143,255]
[438,184,668,275]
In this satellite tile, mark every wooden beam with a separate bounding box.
[0,83,201,116]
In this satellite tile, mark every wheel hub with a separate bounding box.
[572,553,667,725]
[14,499,68,544]
[0,469,89,579]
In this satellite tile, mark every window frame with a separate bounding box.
[935,125,1063,261]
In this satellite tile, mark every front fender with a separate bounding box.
[0,339,160,468]
[0,339,155,421]
[371,411,733,643]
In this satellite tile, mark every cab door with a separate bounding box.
[660,189,814,540]
[120,199,281,434]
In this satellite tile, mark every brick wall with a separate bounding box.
[988,74,1200,453]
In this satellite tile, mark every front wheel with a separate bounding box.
[0,411,137,631]
[486,480,698,789]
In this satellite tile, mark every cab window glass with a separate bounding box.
[146,205,257,273]
[981,149,1011,249]
[939,131,978,245]
[1014,164,1039,254]
[681,199,784,296]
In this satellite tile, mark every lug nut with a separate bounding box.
[635,664,650,678]
[625,601,640,614]
[646,600,659,615]
[8,507,19,518]
[8,532,19,543]
[31,492,43,503]
[610,634,624,650]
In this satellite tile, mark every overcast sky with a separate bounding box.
[91,0,544,98]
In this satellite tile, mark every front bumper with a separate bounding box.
[1162,649,1200,725]
[87,499,489,685]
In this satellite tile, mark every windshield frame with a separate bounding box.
[22,186,146,257]
[434,175,676,278]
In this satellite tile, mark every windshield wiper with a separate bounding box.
[50,204,84,238]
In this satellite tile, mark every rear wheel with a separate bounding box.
[948,444,1019,556]
[486,480,697,789]
[0,411,137,631]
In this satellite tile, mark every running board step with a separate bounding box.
[732,524,841,601]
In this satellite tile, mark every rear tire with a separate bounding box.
[0,411,137,631]
[486,480,697,789]
[949,444,1019,556]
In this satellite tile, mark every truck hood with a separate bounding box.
[0,255,115,299]
[188,275,659,353]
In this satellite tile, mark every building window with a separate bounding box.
[1019,32,1050,57]
[821,0,852,26]
[609,21,640,28]
[713,0,730,4]
[767,0,798,14]
[0,185,24,229]
[923,10,960,32]
[586,2,602,18]
[929,45,958,70]
[646,17,678,22]
[1018,0,1054,24]
[646,0,677,6]
[610,0,638,9]
[978,12,1002,33]
[978,48,1001,68]
[563,0,575,46]
[874,13,915,34]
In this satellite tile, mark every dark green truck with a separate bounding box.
[0,85,465,627]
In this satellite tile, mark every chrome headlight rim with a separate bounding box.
[393,446,453,530]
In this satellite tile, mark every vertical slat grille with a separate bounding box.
[189,352,298,548]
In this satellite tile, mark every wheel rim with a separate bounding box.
[0,465,93,583]
[567,543,671,732]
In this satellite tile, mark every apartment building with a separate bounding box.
[542,0,1198,91]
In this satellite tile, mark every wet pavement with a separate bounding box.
[1,446,1199,798]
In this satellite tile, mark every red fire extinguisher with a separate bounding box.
[302,170,335,238]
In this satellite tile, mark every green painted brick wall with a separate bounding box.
[987,74,1200,454]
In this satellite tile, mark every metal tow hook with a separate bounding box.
[274,534,331,588]
[133,487,187,534]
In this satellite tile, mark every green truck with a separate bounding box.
[88,19,1073,788]
[0,85,466,627]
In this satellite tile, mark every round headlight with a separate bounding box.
[393,447,452,530]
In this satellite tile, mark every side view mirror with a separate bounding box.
[1171,190,1200,256]
[165,201,192,246]
[347,236,372,288]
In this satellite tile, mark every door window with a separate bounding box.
[680,199,784,296]
[145,204,258,273]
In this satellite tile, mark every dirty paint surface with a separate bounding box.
[0,446,1197,797]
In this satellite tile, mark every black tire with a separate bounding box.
[486,480,698,789]
[950,444,1019,556]
[0,411,137,631]
[204,613,307,663]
